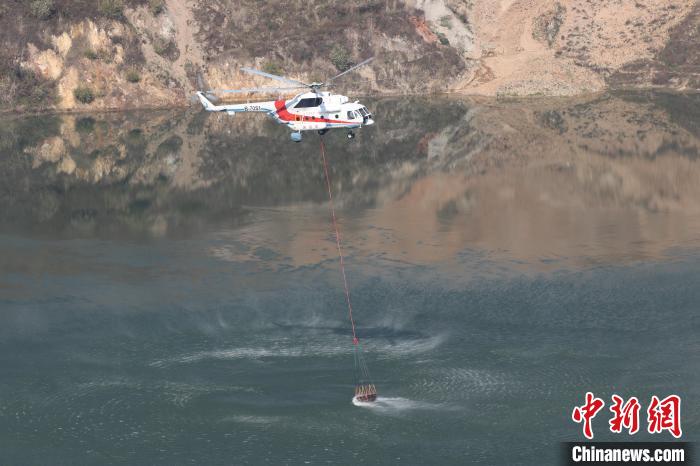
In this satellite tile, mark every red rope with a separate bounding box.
[319,137,358,345]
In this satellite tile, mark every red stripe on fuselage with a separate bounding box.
[274,100,355,125]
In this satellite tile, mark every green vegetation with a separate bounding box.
[532,3,566,47]
[262,61,284,76]
[439,15,452,29]
[153,37,169,55]
[330,44,352,72]
[155,135,183,157]
[84,48,114,63]
[155,69,173,87]
[153,36,178,60]
[437,32,450,46]
[0,115,60,154]
[29,0,55,20]
[75,117,97,134]
[125,69,141,83]
[73,86,96,104]
[125,128,145,145]
[98,0,124,19]
[149,0,165,15]
[120,127,147,158]
[184,60,197,84]
[84,49,99,60]
[10,68,57,107]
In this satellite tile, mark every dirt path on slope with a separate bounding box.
[453,0,602,96]
[166,0,205,91]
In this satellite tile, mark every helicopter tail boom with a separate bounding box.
[197,92,278,115]
[196,92,221,111]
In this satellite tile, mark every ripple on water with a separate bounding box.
[150,334,447,367]
[410,362,596,404]
[220,415,283,426]
[411,367,511,402]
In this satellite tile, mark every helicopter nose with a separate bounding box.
[364,118,375,126]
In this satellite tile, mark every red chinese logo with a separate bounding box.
[572,392,605,439]
[609,394,640,435]
[647,395,682,438]
[572,393,682,439]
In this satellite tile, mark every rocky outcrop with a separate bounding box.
[609,3,700,91]
[1,0,698,112]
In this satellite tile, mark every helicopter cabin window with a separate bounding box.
[295,97,322,108]
[347,110,356,119]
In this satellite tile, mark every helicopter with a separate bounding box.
[196,57,375,142]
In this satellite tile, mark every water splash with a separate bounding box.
[352,396,447,414]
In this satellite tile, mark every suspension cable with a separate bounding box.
[319,136,358,345]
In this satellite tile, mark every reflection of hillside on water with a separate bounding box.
[0,98,466,237]
[2,93,700,266]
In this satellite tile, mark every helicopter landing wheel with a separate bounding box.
[347,131,355,140]
[318,129,328,136]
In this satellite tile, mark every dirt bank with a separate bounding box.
[2,0,698,113]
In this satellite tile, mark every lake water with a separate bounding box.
[1,93,699,465]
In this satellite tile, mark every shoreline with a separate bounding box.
[1,87,697,118]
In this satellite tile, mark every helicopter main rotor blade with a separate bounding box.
[326,57,375,84]
[240,67,310,88]
[210,86,307,94]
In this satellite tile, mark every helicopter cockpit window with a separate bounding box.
[295,97,322,108]
[358,107,368,116]
[347,110,356,119]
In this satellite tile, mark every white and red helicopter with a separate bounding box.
[196,57,375,142]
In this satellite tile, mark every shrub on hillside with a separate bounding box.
[84,49,99,60]
[10,68,57,107]
[73,86,95,104]
[152,36,179,60]
[532,2,566,47]
[262,62,283,76]
[153,37,169,55]
[125,69,141,83]
[437,32,450,46]
[98,0,124,19]
[30,0,55,20]
[439,15,452,29]
[149,0,165,15]
[330,45,352,72]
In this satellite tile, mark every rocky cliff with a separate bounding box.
[2,0,698,112]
